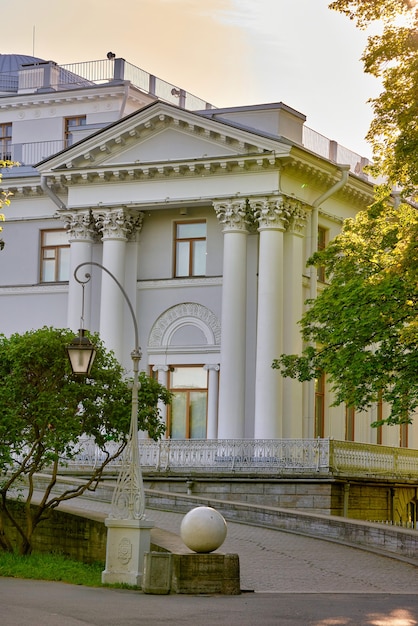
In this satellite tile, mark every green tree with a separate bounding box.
[0,327,171,555]
[273,198,418,426]
[329,0,418,198]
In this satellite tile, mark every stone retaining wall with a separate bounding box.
[5,489,418,566]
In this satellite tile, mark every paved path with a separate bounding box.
[2,495,418,625]
[1,578,418,626]
[58,495,418,594]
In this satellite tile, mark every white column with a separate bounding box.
[214,200,249,439]
[282,204,308,438]
[252,197,289,439]
[94,208,143,362]
[62,210,95,332]
[204,364,220,439]
[152,365,169,431]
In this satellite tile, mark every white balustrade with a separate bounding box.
[57,437,418,479]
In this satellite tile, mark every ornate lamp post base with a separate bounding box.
[68,261,155,588]
[102,517,155,587]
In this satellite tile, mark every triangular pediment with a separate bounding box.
[37,101,292,174]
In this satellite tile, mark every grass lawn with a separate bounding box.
[0,551,105,587]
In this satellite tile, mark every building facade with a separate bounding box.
[1,54,415,449]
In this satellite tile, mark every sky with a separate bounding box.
[1,0,382,158]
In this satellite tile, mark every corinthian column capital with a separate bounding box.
[60,210,96,242]
[213,199,251,232]
[286,202,309,235]
[250,196,291,230]
[93,207,144,241]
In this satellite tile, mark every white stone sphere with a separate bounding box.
[180,506,227,553]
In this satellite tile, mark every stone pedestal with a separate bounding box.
[101,517,154,586]
[171,553,240,595]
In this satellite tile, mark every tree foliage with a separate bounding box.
[273,199,418,426]
[329,0,418,198]
[0,327,171,554]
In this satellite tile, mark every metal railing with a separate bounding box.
[4,140,65,165]
[0,59,374,174]
[59,437,418,479]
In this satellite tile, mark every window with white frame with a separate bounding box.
[64,116,86,148]
[40,230,70,282]
[167,366,208,439]
[0,123,12,161]
[174,221,206,277]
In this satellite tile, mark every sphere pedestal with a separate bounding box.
[180,506,227,553]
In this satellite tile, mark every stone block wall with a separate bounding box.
[3,501,107,563]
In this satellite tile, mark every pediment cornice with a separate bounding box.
[37,102,292,173]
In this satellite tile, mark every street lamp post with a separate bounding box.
[67,261,154,586]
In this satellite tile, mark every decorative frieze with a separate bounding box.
[149,302,221,348]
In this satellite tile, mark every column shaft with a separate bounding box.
[204,364,220,439]
[214,200,249,439]
[62,211,95,332]
[254,227,284,438]
[282,209,308,437]
[94,208,143,363]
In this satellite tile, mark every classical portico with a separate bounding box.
[213,194,308,440]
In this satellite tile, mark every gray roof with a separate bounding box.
[0,54,46,73]
[0,54,46,92]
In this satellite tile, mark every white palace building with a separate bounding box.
[1,53,417,458]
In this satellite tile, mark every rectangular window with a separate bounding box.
[40,230,70,282]
[317,226,327,283]
[314,373,325,437]
[65,116,87,148]
[0,123,12,161]
[174,221,206,277]
[167,366,208,439]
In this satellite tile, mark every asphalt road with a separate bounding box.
[1,577,418,626]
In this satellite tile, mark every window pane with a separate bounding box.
[43,230,68,246]
[170,393,187,439]
[177,222,206,238]
[42,259,55,282]
[192,240,206,275]
[171,367,207,389]
[176,241,190,277]
[190,391,207,438]
[58,247,70,281]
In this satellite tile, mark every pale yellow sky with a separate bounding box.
[1,0,380,157]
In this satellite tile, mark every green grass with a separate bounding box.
[0,551,105,587]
